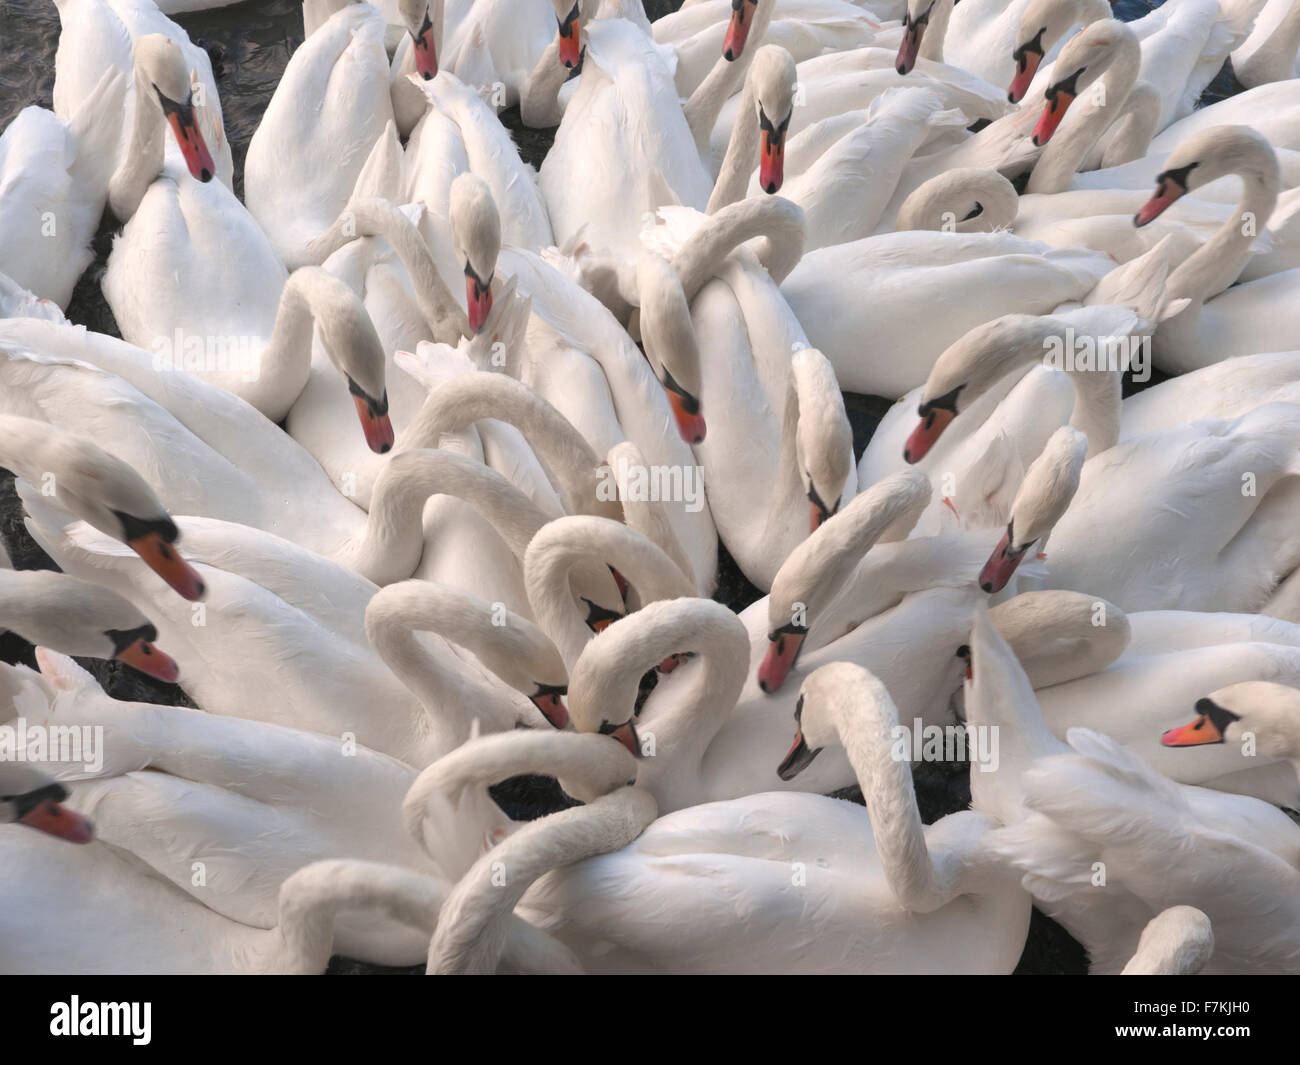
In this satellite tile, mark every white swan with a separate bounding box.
[1121,907,1214,975]
[245,2,395,267]
[0,766,94,845]
[435,661,1030,974]
[1233,0,1300,87]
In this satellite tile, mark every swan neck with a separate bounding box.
[683,0,775,152]
[521,38,569,128]
[1167,168,1280,305]
[672,198,804,299]
[1064,366,1121,456]
[108,68,166,221]
[706,72,762,213]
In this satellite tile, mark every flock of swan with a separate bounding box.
[1,0,1299,975]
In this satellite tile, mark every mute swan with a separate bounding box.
[0,766,94,845]
[965,605,1300,974]
[451,662,1031,974]
[245,1,395,267]
[1163,680,1300,784]
[1120,907,1214,975]
[0,415,204,601]
[51,0,233,187]
[0,570,179,683]
[1135,126,1300,371]
[1233,0,1300,87]
[0,71,125,308]
[994,0,1110,101]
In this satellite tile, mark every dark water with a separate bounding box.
[0,0,1240,975]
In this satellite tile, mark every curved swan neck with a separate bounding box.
[427,788,657,974]
[683,0,776,152]
[525,517,695,669]
[272,861,442,974]
[607,443,697,589]
[399,374,618,520]
[1238,0,1300,86]
[303,198,469,341]
[109,66,168,221]
[1167,159,1280,307]
[672,196,806,296]
[1064,363,1121,455]
[919,0,955,63]
[707,67,762,213]
[359,449,548,584]
[521,36,571,128]
[1026,30,1141,194]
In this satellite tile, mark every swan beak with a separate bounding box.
[531,692,570,730]
[759,128,785,194]
[1162,698,1233,747]
[116,637,180,683]
[809,498,834,533]
[903,406,955,463]
[758,630,806,694]
[1008,51,1041,103]
[164,99,216,183]
[896,22,925,75]
[1135,178,1184,227]
[777,728,822,780]
[557,2,582,69]
[127,532,206,601]
[411,11,438,80]
[1032,90,1074,146]
[465,269,494,333]
[352,392,395,454]
[723,0,756,62]
[607,720,641,757]
[667,388,707,445]
[658,653,685,674]
[18,798,94,844]
[978,529,1028,594]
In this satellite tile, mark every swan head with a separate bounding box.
[978,426,1086,593]
[35,428,206,601]
[750,46,796,194]
[724,0,761,63]
[778,662,892,781]
[289,268,394,453]
[1135,126,1279,227]
[1162,681,1300,759]
[637,255,706,445]
[450,175,502,334]
[895,168,1019,233]
[905,314,1048,464]
[793,347,852,533]
[0,766,94,844]
[1009,0,1093,103]
[985,590,1129,688]
[398,0,438,80]
[134,34,215,184]
[1122,907,1214,976]
[896,0,939,75]
[1030,19,1133,146]
[551,0,584,69]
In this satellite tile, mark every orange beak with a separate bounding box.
[1135,177,1186,227]
[18,798,94,844]
[531,692,570,730]
[1032,90,1075,146]
[465,270,493,333]
[164,100,216,184]
[758,630,806,694]
[1161,714,1225,747]
[759,127,785,194]
[658,653,685,674]
[668,389,706,445]
[557,2,582,68]
[115,636,180,683]
[723,0,757,61]
[903,406,955,463]
[1008,50,1041,103]
[607,720,640,756]
[412,12,438,79]
[809,500,824,534]
[352,393,395,454]
[127,531,206,601]
[896,20,925,74]
[978,528,1027,594]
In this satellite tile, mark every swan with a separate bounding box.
[51,0,233,187]
[967,609,1300,974]
[1121,907,1214,975]
[0,766,94,845]
[436,661,1030,974]
[1163,679,1300,782]
[1135,125,1300,371]
[0,70,126,308]
[0,570,179,682]
[0,415,204,601]
[780,229,1111,395]
[244,1,395,267]
[994,0,1111,101]
[1038,402,1300,613]
[1233,0,1300,87]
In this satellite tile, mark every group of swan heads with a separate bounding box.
[0,767,94,845]
[1030,19,1130,147]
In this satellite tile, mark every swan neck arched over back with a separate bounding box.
[671,196,806,297]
